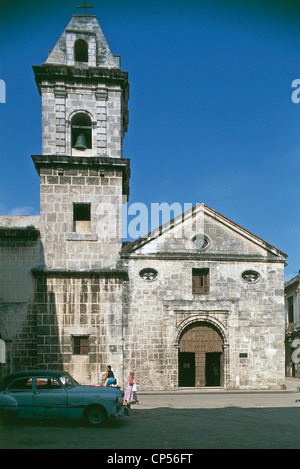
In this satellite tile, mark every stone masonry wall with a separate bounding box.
[123,258,285,390]
[34,272,127,385]
[41,84,123,158]
[39,164,124,270]
[121,207,286,391]
[0,222,42,375]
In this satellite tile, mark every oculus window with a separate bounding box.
[192,234,210,251]
[241,270,260,284]
[139,268,158,281]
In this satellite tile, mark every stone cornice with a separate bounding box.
[31,154,130,197]
[33,64,128,95]
[0,227,40,239]
[31,154,130,172]
[121,252,286,263]
[31,268,129,279]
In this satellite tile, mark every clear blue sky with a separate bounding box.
[0,0,299,281]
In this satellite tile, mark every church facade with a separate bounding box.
[0,14,287,390]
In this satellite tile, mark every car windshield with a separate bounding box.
[59,374,79,389]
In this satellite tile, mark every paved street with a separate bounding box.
[1,381,300,450]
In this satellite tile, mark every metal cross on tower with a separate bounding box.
[76,0,94,15]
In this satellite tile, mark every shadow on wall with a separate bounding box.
[33,274,63,373]
[0,231,45,377]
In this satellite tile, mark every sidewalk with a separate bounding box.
[138,378,300,395]
[284,377,300,392]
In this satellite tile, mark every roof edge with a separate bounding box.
[121,203,288,259]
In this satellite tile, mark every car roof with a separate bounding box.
[0,370,71,390]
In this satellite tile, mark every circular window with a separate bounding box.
[242,270,260,283]
[139,268,158,282]
[192,234,210,251]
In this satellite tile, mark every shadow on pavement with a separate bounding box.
[1,405,300,449]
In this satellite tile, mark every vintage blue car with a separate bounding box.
[0,370,130,426]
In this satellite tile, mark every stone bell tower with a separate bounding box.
[30,14,130,384]
[32,14,130,271]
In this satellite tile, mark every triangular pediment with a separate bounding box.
[121,204,287,261]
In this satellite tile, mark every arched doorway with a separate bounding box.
[178,321,224,387]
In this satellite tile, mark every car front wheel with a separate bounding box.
[85,405,107,426]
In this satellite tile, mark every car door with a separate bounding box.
[5,377,34,417]
[32,376,68,418]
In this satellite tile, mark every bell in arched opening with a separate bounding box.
[74,132,87,150]
[71,113,92,153]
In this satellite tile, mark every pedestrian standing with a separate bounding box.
[124,371,141,404]
[132,377,141,404]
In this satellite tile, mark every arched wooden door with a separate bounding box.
[178,322,224,387]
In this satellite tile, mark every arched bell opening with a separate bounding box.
[74,39,89,63]
[71,113,92,153]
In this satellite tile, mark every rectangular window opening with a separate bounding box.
[288,296,294,324]
[192,268,209,294]
[73,203,91,233]
[73,336,89,355]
